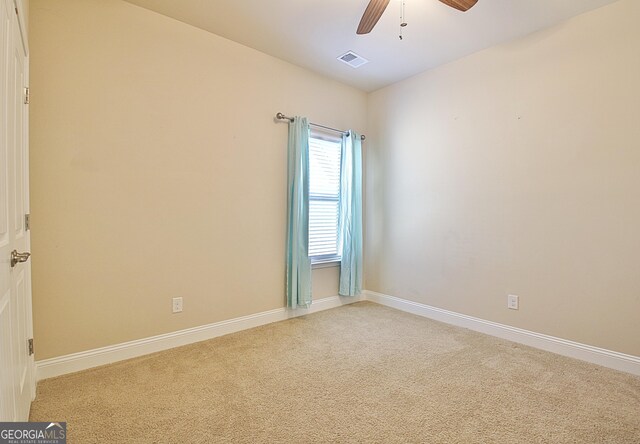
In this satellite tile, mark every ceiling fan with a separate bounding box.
[357,0,478,35]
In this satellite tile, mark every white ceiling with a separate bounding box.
[124,0,620,92]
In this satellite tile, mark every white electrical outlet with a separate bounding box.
[172,297,183,313]
[507,294,519,310]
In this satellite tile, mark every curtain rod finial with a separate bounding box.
[276,112,294,122]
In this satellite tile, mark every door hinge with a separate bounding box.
[28,338,34,356]
[25,213,30,231]
[24,87,29,105]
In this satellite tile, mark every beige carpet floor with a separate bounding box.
[30,302,640,443]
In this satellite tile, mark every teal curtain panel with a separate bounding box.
[286,117,312,308]
[338,131,363,296]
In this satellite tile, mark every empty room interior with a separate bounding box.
[1,0,639,441]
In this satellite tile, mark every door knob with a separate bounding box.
[10,250,30,268]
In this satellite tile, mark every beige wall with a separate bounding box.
[31,0,640,361]
[29,0,367,359]
[366,0,640,356]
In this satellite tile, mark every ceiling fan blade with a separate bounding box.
[357,0,391,35]
[438,0,478,12]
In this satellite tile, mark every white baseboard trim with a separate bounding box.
[36,295,362,381]
[364,290,640,376]
[36,290,640,380]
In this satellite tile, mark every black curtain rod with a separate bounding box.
[276,113,366,141]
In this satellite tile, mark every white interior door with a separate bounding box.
[0,0,33,422]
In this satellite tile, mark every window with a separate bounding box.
[308,132,342,263]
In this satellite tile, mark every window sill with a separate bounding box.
[311,259,341,269]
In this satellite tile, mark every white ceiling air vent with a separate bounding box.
[337,51,369,68]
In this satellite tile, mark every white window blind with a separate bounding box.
[308,134,342,261]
